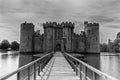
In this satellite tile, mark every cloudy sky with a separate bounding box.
[0,0,120,43]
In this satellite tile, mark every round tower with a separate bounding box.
[20,22,35,53]
[84,21,100,53]
[43,22,54,52]
[63,22,74,52]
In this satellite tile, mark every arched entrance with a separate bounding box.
[56,44,61,51]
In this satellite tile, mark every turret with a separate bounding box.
[43,22,55,52]
[63,22,75,52]
[84,21,100,53]
[20,22,35,53]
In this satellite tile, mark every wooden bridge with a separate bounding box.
[0,52,119,80]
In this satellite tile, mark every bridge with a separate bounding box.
[0,52,119,80]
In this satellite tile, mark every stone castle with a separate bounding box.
[20,21,100,54]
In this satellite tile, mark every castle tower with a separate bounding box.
[20,22,35,53]
[43,22,54,52]
[63,22,74,52]
[84,21,100,53]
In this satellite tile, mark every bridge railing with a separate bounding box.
[63,53,119,80]
[0,52,54,80]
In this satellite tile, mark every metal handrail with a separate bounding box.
[64,52,119,80]
[0,52,54,80]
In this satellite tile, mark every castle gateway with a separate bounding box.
[20,21,100,53]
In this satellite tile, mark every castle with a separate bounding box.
[20,21,100,54]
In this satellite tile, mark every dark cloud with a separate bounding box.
[0,0,120,43]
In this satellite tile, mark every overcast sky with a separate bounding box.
[0,0,120,43]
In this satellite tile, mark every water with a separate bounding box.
[0,51,19,79]
[100,53,120,79]
[0,51,34,80]
[84,52,120,80]
[0,51,120,80]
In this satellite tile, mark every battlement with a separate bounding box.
[84,21,99,27]
[43,22,74,28]
[80,31,85,37]
[21,21,34,27]
[21,22,35,30]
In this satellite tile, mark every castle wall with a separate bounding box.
[34,35,43,52]
[78,33,85,52]
[72,34,76,52]
[43,29,47,52]
[72,33,85,53]
[63,22,74,52]
[72,34,78,52]
[46,28,53,52]
[20,22,34,53]
[43,22,54,52]
[84,21,100,53]
[20,21,100,53]
[63,27,70,52]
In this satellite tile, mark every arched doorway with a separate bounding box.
[56,44,61,51]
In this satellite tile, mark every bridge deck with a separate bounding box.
[48,52,79,80]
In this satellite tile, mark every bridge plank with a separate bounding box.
[48,52,79,80]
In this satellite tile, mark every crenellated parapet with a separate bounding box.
[62,22,74,28]
[20,21,35,53]
[43,22,75,28]
[21,21,34,29]
[43,22,57,28]
[84,21,100,53]
[84,21,99,29]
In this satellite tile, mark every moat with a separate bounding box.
[0,51,120,80]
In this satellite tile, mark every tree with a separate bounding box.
[11,41,19,50]
[114,39,120,52]
[0,40,10,49]
[100,43,108,52]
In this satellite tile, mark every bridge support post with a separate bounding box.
[83,66,87,80]
[28,67,30,80]
[34,63,36,80]
[92,72,95,80]
[79,63,82,80]
[17,72,20,80]
[75,61,78,76]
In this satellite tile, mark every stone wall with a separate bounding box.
[20,21,100,53]
[43,22,54,52]
[84,21,100,53]
[34,31,43,52]
[72,32,85,53]
[63,22,74,52]
[20,22,34,53]
[78,32,85,52]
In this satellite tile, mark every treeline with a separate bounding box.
[100,43,108,52]
[0,40,19,50]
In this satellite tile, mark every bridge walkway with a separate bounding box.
[47,52,79,80]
